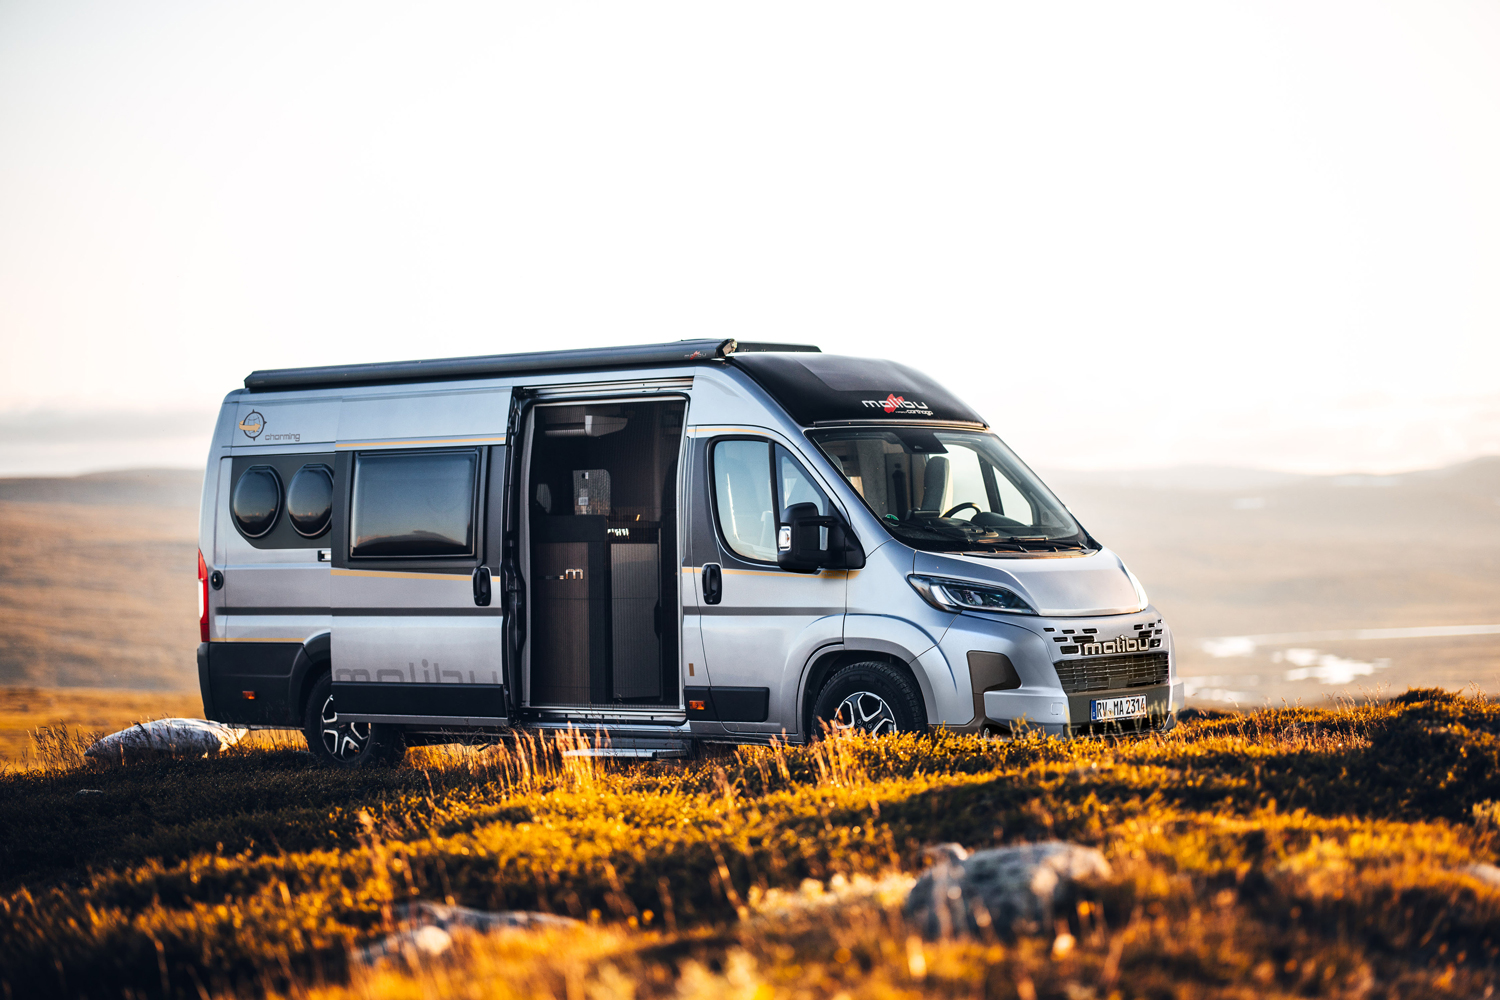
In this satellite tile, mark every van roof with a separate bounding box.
[243,339,819,392]
[729,352,986,427]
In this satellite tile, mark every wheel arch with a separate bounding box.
[799,645,931,739]
[288,631,331,723]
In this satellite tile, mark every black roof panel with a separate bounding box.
[729,353,986,426]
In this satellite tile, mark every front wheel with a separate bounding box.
[302,673,406,767]
[811,661,927,738]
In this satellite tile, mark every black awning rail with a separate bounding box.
[244,338,817,392]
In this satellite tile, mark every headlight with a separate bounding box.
[908,575,1035,615]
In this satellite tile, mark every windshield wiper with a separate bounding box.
[964,537,1091,553]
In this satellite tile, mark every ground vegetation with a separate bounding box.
[3,689,1500,998]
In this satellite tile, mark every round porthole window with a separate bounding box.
[232,466,282,538]
[286,464,334,538]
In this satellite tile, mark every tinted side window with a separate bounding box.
[232,466,282,538]
[286,464,334,538]
[351,450,477,558]
[775,445,829,516]
[711,439,774,563]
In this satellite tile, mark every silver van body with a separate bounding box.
[196,340,1180,752]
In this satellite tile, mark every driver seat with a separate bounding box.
[919,457,948,513]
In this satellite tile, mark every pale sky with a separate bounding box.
[2,0,1497,477]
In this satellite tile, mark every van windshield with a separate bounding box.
[807,428,1088,554]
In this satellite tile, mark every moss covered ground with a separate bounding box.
[4,689,1500,998]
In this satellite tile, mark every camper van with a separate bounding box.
[195,340,1179,765]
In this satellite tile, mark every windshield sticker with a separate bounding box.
[862,393,934,416]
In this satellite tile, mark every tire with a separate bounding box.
[810,661,927,738]
[302,673,406,767]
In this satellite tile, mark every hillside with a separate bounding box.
[4,689,1500,998]
[1,460,1498,704]
[1043,457,1500,704]
[0,469,201,690]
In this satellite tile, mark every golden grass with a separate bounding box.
[5,690,1500,998]
[0,685,205,764]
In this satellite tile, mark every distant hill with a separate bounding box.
[1041,463,1313,494]
[2,458,1499,700]
[1039,456,1500,704]
[0,470,201,691]
[0,468,201,507]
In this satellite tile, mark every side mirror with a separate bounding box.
[777,502,823,572]
[777,503,866,572]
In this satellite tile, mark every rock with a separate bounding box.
[1463,862,1500,888]
[75,789,104,796]
[358,925,454,963]
[393,900,580,933]
[904,841,1112,940]
[355,902,581,965]
[84,719,246,764]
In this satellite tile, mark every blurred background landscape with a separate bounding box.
[1,0,1497,750]
[2,455,1495,711]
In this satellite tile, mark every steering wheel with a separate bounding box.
[942,502,980,519]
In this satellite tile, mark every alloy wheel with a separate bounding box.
[320,694,371,760]
[833,690,899,735]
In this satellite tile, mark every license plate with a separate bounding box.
[1090,695,1148,722]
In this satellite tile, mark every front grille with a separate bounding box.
[1053,652,1170,694]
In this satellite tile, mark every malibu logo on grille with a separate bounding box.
[1080,636,1155,656]
[861,393,934,416]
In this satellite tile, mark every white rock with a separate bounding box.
[358,925,454,964]
[394,901,580,933]
[83,719,246,763]
[1464,863,1500,888]
[355,903,581,965]
[905,841,1112,939]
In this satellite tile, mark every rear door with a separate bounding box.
[329,388,510,726]
[215,397,341,725]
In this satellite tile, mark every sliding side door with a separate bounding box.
[329,388,509,727]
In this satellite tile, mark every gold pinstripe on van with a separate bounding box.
[335,435,506,450]
[331,568,469,581]
[681,566,847,579]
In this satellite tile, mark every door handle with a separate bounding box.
[503,564,526,648]
[701,563,722,606]
[472,565,492,607]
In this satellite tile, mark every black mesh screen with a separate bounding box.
[1053,652,1170,694]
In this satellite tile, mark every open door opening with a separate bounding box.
[524,399,685,710]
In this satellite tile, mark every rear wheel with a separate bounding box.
[302,673,406,767]
[811,661,927,738]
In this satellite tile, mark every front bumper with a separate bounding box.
[984,681,1183,736]
[935,605,1180,737]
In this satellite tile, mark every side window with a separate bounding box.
[350,450,478,558]
[231,466,282,538]
[711,439,775,562]
[775,445,829,516]
[286,464,334,538]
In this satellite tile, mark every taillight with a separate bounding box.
[198,549,210,642]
